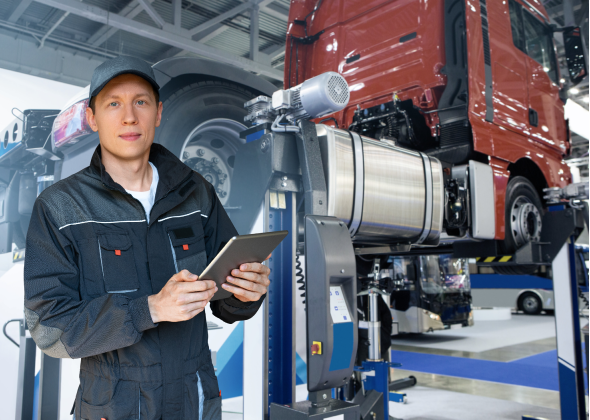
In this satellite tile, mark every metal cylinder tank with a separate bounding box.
[316,125,444,245]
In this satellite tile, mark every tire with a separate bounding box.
[497,176,544,274]
[154,81,257,206]
[519,292,542,315]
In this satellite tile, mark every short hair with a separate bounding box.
[88,84,160,113]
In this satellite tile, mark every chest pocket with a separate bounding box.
[167,225,207,276]
[98,233,140,293]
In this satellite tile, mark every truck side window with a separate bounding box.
[522,11,559,83]
[508,0,526,53]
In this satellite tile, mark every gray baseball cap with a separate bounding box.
[89,56,160,100]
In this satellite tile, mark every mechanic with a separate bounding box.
[23,56,269,420]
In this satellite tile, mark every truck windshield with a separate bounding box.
[419,256,444,295]
[439,255,470,293]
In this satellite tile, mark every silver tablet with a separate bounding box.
[201,230,289,301]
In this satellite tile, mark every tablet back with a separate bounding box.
[201,231,288,301]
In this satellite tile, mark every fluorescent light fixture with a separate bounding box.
[570,88,580,95]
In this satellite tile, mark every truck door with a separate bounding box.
[491,0,529,135]
[520,6,566,153]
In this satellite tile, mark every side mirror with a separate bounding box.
[563,27,588,86]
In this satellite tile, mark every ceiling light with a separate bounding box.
[560,78,566,83]
[570,88,580,95]
[583,97,589,103]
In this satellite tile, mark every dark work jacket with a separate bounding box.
[23,143,264,420]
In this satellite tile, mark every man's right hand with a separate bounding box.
[147,270,217,323]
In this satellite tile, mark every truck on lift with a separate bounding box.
[283,0,584,263]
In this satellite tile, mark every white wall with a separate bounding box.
[564,100,590,140]
[0,256,25,419]
[0,68,81,131]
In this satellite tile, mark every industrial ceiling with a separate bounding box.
[0,0,588,173]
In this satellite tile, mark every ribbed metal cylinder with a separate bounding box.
[317,125,444,245]
[368,292,381,361]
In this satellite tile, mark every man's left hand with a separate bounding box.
[222,255,271,302]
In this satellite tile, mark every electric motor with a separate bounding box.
[244,72,350,125]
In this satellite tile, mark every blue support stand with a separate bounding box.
[355,360,402,418]
[266,191,295,408]
[549,205,587,419]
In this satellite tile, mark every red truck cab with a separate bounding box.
[285,0,581,253]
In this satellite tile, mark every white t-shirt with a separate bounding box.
[126,162,159,223]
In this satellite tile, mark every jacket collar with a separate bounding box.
[88,143,193,199]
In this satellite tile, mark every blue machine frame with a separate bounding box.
[550,206,587,419]
[266,191,296,406]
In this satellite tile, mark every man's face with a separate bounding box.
[86,74,162,161]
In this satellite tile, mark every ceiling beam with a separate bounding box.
[250,4,260,62]
[261,43,285,60]
[187,2,251,37]
[87,0,153,47]
[195,24,229,44]
[33,0,283,80]
[157,24,229,61]
[136,0,165,28]
[39,11,70,49]
[7,0,34,23]
[0,30,105,86]
[172,0,182,28]
[237,0,289,22]
[260,2,289,22]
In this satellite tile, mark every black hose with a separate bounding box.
[296,252,306,306]
[319,117,339,128]
[3,319,21,348]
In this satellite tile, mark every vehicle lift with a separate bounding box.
[232,115,589,419]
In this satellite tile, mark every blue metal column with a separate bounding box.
[552,232,587,420]
[266,191,296,412]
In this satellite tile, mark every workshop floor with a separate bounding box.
[223,314,589,419]
[388,385,560,420]
[388,313,565,412]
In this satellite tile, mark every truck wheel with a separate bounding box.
[154,81,257,206]
[518,292,542,315]
[504,176,543,252]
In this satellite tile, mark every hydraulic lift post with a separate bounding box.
[550,212,587,420]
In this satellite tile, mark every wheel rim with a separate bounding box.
[522,295,539,313]
[179,118,246,206]
[510,195,542,248]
